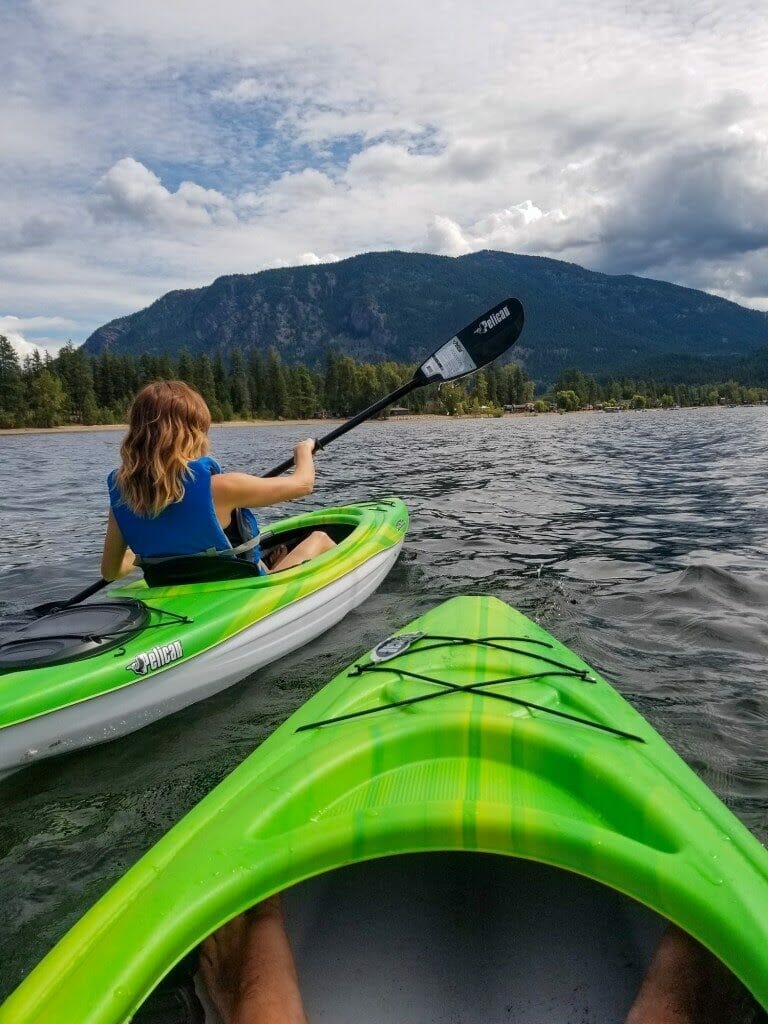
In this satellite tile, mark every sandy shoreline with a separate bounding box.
[0,413,474,436]
[0,418,342,436]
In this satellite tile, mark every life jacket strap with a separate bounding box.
[135,533,261,566]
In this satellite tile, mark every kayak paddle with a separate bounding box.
[26,297,524,616]
[264,296,525,476]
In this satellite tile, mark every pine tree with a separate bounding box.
[247,350,264,416]
[156,354,175,380]
[291,365,318,417]
[177,350,195,385]
[323,349,341,415]
[265,348,289,418]
[355,364,380,410]
[94,351,115,408]
[332,356,359,416]
[0,335,23,427]
[26,370,67,427]
[229,350,252,418]
[193,354,222,419]
[473,370,490,409]
[56,343,99,423]
[213,353,229,406]
[138,353,158,385]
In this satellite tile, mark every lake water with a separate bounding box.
[1,408,768,998]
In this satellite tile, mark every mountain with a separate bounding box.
[83,250,768,382]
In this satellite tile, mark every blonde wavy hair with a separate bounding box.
[116,380,211,516]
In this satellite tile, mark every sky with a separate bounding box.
[3,0,768,356]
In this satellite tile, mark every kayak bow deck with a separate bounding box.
[0,498,408,778]
[1,595,766,1022]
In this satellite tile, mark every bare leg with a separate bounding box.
[626,924,754,1024]
[199,896,308,1024]
[626,926,701,1024]
[270,531,335,572]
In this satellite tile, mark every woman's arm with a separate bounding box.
[101,510,136,581]
[212,438,317,512]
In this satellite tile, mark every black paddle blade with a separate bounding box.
[417,298,524,383]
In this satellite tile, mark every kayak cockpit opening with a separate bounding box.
[132,853,765,1024]
[140,521,358,587]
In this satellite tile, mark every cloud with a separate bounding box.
[298,251,338,265]
[212,78,277,103]
[597,134,768,270]
[0,316,73,359]
[91,158,236,228]
[239,168,337,214]
[422,217,471,257]
[0,216,62,252]
[422,203,568,257]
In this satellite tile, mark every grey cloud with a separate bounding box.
[0,216,62,251]
[596,136,768,274]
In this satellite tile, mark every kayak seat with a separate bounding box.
[141,556,263,587]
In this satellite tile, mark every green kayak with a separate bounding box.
[2,595,767,1022]
[0,499,408,778]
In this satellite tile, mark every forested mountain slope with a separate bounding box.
[83,250,768,382]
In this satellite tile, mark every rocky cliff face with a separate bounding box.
[83,250,768,381]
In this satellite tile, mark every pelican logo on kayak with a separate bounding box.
[474,305,510,335]
[127,641,183,675]
[371,632,424,663]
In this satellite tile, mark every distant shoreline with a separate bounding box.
[0,414,456,436]
[1,405,755,437]
[0,418,340,436]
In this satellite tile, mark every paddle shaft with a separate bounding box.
[32,577,110,616]
[262,378,420,478]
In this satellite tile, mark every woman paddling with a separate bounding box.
[101,380,334,582]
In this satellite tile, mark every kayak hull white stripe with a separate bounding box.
[0,543,402,777]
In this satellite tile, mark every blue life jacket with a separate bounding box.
[108,456,262,567]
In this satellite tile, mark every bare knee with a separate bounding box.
[310,530,335,554]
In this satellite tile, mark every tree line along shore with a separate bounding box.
[1,336,767,430]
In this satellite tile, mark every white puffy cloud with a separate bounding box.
[422,216,472,257]
[422,203,567,257]
[91,158,236,229]
[0,316,73,359]
[297,251,338,265]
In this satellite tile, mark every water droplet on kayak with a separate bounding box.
[693,851,723,886]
